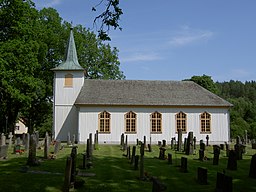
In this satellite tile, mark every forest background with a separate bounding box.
[0,0,255,140]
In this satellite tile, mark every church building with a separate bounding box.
[52,29,232,144]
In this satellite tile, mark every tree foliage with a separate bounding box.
[0,0,125,135]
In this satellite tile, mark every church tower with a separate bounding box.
[51,28,84,141]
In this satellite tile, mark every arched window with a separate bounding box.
[200,112,211,133]
[64,73,73,87]
[125,111,136,133]
[98,111,110,133]
[176,112,187,132]
[151,111,162,133]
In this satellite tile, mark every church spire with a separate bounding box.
[52,28,84,71]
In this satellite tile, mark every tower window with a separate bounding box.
[65,74,73,87]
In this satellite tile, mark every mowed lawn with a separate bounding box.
[1,143,256,192]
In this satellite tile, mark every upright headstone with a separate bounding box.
[35,131,39,148]
[144,136,146,148]
[197,167,207,185]
[16,137,21,146]
[159,147,166,160]
[134,155,139,170]
[225,142,230,157]
[25,133,30,151]
[131,146,136,165]
[89,133,93,157]
[86,139,90,159]
[140,144,145,180]
[168,153,172,164]
[249,154,256,178]
[199,149,204,161]
[54,140,61,155]
[215,172,233,192]
[193,136,196,150]
[94,133,97,150]
[8,132,13,147]
[120,133,124,146]
[236,136,241,145]
[180,157,188,173]
[234,144,243,160]
[148,144,152,152]
[44,132,49,159]
[227,150,237,170]
[152,177,167,192]
[171,138,174,150]
[67,132,71,145]
[1,133,6,146]
[124,135,128,151]
[70,147,77,183]
[206,135,209,146]
[162,140,166,147]
[72,134,75,145]
[183,138,187,152]
[0,133,8,158]
[22,133,26,145]
[177,129,182,151]
[245,130,248,145]
[185,132,193,155]
[27,134,38,166]
[213,146,220,165]
[63,156,72,192]
[200,140,205,151]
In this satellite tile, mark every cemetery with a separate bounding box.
[0,132,256,192]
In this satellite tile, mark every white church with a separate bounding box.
[52,29,232,144]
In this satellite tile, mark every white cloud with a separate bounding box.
[169,26,214,46]
[121,53,163,63]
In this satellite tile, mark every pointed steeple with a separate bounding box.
[52,28,84,71]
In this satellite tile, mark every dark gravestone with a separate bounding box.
[183,138,187,152]
[134,155,139,170]
[193,136,196,150]
[168,153,172,164]
[162,140,166,147]
[152,177,167,192]
[140,144,145,180]
[236,136,241,145]
[159,147,166,160]
[171,138,174,150]
[144,136,146,148]
[197,167,207,185]
[124,135,128,151]
[225,142,230,157]
[249,154,256,178]
[177,128,182,151]
[234,144,243,160]
[96,130,99,145]
[54,140,61,155]
[199,149,204,161]
[213,146,220,165]
[158,141,162,146]
[94,133,97,150]
[180,157,188,173]
[200,140,205,151]
[220,144,224,150]
[44,132,49,159]
[86,139,90,159]
[120,133,124,146]
[131,146,136,165]
[216,172,233,192]
[148,144,152,152]
[185,132,193,155]
[206,135,209,146]
[89,133,93,157]
[70,147,77,183]
[63,156,72,192]
[227,150,237,170]
[136,138,139,146]
[127,146,131,159]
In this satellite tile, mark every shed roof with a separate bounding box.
[75,79,232,107]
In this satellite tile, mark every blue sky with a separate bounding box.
[33,0,256,82]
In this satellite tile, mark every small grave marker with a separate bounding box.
[197,167,208,185]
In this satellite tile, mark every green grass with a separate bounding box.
[1,144,256,192]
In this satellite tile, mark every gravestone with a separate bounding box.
[124,135,128,151]
[159,147,166,160]
[134,155,139,170]
[225,142,230,157]
[67,132,71,145]
[162,140,166,147]
[158,141,162,146]
[86,139,90,159]
[140,144,145,180]
[215,172,233,192]
[22,133,26,145]
[89,133,93,157]
[171,138,174,150]
[120,133,124,146]
[54,140,61,155]
[94,133,97,150]
[8,132,13,147]
[144,136,146,148]
[148,144,152,152]
[197,167,207,185]
[35,131,39,148]
[63,156,72,192]
[44,132,49,159]
[206,135,209,146]
[136,138,139,146]
[1,133,6,146]
[0,134,8,159]
[245,130,248,144]
[72,134,75,145]
[234,144,243,160]
[70,147,77,183]
[249,154,256,178]
[183,138,187,152]
[180,157,188,173]
[16,137,21,146]
[168,153,172,164]
[131,146,136,165]
[126,146,131,159]
[177,128,182,151]
[199,149,204,161]
[220,144,224,150]
[95,130,98,145]
[152,177,167,192]
[27,134,38,166]
[236,136,241,145]
[227,150,237,170]
[193,136,196,150]
[213,146,220,165]
[185,132,193,155]
[200,140,205,151]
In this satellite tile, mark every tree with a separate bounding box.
[92,0,123,40]
[185,74,219,94]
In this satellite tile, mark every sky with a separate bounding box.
[33,0,256,82]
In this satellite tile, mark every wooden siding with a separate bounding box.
[78,106,230,144]
[53,71,83,140]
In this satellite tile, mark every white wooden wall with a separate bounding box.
[53,71,84,140]
[78,106,230,144]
